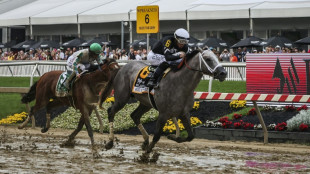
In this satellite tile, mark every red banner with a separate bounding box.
[246,53,310,95]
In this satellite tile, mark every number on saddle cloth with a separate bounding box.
[132,66,157,94]
[55,71,74,97]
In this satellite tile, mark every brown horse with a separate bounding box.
[19,58,120,157]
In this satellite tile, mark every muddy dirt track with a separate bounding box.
[0,125,310,174]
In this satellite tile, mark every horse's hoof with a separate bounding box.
[186,136,194,142]
[167,134,186,143]
[41,127,49,133]
[167,134,177,141]
[92,146,101,159]
[105,140,113,150]
[60,140,75,148]
[141,140,149,151]
[149,151,160,163]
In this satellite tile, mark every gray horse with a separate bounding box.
[100,49,227,153]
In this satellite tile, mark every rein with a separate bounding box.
[184,50,222,74]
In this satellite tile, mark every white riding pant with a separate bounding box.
[147,51,182,66]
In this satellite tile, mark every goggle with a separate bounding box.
[176,37,189,44]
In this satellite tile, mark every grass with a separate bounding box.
[0,77,246,119]
[0,77,39,118]
[0,77,40,87]
[196,80,246,93]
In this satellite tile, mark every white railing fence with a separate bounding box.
[0,61,246,86]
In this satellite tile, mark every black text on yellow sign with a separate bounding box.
[136,5,159,34]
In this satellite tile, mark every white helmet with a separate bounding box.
[174,28,190,44]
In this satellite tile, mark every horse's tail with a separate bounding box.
[21,81,38,103]
[98,81,113,109]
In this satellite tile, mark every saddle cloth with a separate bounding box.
[55,71,73,97]
[132,66,156,95]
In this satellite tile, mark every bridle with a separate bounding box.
[184,50,222,74]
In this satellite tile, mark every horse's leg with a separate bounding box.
[173,117,180,137]
[18,106,33,129]
[41,100,64,133]
[18,100,49,129]
[81,106,100,158]
[146,113,167,153]
[166,117,181,141]
[105,100,128,150]
[130,103,151,150]
[179,113,194,142]
[94,108,104,134]
[61,115,85,147]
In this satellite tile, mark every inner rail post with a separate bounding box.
[252,100,268,144]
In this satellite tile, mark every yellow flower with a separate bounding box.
[0,112,28,125]
[229,100,246,109]
[163,116,202,133]
[192,101,200,110]
[105,97,115,103]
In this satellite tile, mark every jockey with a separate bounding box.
[64,43,102,89]
[146,28,191,88]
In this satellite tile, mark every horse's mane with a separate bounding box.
[88,58,117,72]
[186,49,200,61]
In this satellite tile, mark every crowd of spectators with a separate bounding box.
[0,45,149,61]
[216,45,310,63]
[0,44,309,63]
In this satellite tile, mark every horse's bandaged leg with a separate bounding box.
[109,122,114,141]
[46,113,51,129]
[18,115,31,129]
[138,124,149,140]
[94,108,104,134]
[172,117,180,138]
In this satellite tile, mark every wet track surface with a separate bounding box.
[0,126,310,173]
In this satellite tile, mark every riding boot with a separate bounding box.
[147,62,169,88]
[64,72,76,90]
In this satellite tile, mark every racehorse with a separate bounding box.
[19,58,120,157]
[100,49,227,153]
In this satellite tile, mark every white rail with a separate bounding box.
[0,60,246,86]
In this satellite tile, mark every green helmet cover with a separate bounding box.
[90,43,102,54]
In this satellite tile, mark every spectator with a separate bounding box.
[241,47,247,62]
[16,50,28,60]
[32,53,40,60]
[274,45,281,53]
[220,49,231,62]
[0,49,3,58]
[59,49,65,60]
[7,51,15,61]
[119,49,128,60]
[135,50,142,60]
[1,52,8,60]
[230,52,238,62]
[51,49,57,60]
[28,48,35,60]
[128,47,135,60]
[235,47,243,62]
[141,48,147,60]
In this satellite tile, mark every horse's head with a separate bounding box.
[194,48,227,82]
[100,58,120,72]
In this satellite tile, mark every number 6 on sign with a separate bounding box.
[137,5,159,34]
[145,14,149,24]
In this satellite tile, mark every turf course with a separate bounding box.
[0,77,246,118]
